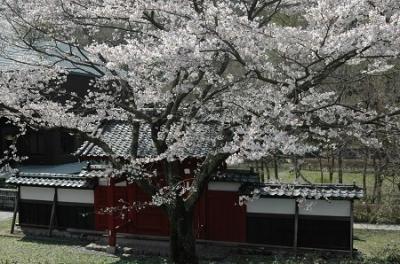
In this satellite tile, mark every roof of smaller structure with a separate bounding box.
[6,174,93,188]
[76,121,214,159]
[240,183,364,200]
[5,162,94,188]
[211,169,259,184]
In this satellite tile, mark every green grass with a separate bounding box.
[0,217,11,235]
[0,236,167,264]
[353,229,400,257]
[0,218,165,264]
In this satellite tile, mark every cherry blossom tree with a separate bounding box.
[1,1,400,263]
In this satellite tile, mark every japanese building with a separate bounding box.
[5,120,363,253]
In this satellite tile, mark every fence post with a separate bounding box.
[10,186,20,234]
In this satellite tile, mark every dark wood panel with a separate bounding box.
[19,200,94,230]
[247,214,294,246]
[57,204,94,230]
[19,201,52,226]
[298,217,351,250]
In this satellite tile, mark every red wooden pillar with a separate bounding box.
[107,178,116,248]
[126,183,136,234]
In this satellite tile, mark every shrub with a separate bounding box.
[354,198,400,224]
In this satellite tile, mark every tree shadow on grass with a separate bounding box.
[17,235,168,264]
[18,234,93,246]
[353,235,366,242]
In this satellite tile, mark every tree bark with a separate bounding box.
[273,156,279,180]
[328,151,335,183]
[372,155,377,202]
[338,148,343,184]
[168,199,197,264]
[293,156,300,181]
[265,161,270,181]
[260,161,265,183]
[372,155,383,203]
[319,155,324,183]
[362,149,368,196]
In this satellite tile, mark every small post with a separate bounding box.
[293,200,299,253]
[350,200,354,257]
[48,188,58,237]
[10,186,20,234]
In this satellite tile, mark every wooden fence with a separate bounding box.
[0,188,16,211]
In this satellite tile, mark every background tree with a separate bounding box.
[1,1,400,263]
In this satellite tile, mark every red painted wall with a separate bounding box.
[94,183,246,242]
[95,184,169,236]
[206,190,246,242]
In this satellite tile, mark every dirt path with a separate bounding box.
[354,223,400,231]
[0,211,12,221]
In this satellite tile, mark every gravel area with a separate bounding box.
[0,211,12,221]
[354,223,400,231]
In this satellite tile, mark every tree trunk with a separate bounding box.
[168,200,197,264]
[260,161,265,183]
[328,151,335,183]
[255,161,259,175]
[362,149,368,196]
[293,157,300,181]
[265,161,270,181]
[274,156,279,180]
[338,148,343,184]
[319,155,324,183]
[372,155,383,203]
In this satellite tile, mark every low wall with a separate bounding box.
[18,226,353,258]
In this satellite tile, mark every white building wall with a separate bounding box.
[115,181,127,187]
[58,189,94,204]
[208,182,241,192]
[246,198,296,215]
[20,186,55,201]
[98,178,127,186]
[20,186,94,204]
[98,178,108,186]
[298,200,351,217]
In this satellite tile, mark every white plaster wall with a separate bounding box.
[20,186,55,201]
[58,189,94,204]
[98,178,108,186]
[98,178,126,187]
[247,198,296,214]
[299,200,351,217]
[115,181,127,187]
[208,182,241,192]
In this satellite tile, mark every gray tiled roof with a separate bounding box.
[5,163,93,188]
[241,183,364,200]
[79,164,111,178]
[77,121,213,159]
[77,121,157,158]
[6,173,94,188]
[212,169,260,183]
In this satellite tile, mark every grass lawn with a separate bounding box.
[0,218,165,264]
[0,218,399,264]
[353,229,400,257]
